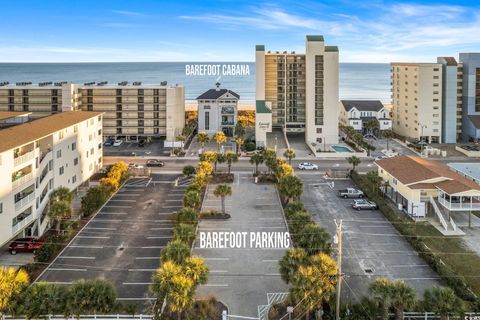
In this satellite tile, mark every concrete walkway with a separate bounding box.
[193,173,289,318]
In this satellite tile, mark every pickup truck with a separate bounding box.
[338,188,364,199]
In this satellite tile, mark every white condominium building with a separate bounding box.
[255,35,339,151]
[391,63,443,143]
[0,82,185,142]
[0,111,104,246]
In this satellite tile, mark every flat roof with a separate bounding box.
[0,83,183,89]
[0,111,103,153]
[306,35,325,42]
[448,163,480,182]
[0,111,31,121]
[390,62,442,67]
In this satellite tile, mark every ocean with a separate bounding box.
[0,62,391,103]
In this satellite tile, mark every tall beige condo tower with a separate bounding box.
[391,63,443,143]
[255,35,339,151]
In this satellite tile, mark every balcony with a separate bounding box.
[39,149,52,164]
[12,213,34,234]
[15,192,35,211]
[438,194,480,211]
[221,121,235,126]
[12,172,33,190]
[13,150,35,167]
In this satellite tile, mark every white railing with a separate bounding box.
[12,172,33,189]
[13,150,34,167]
[450,216,457,231]
[11,214,33,234]
[14,193,35,211]
[430,196,448,230]
[438,196,480,211]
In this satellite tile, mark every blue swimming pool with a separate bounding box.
[331,145,353,153]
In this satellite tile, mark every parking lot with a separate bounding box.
[37,174,186,306]
[103,140,170,157]
[193,173,289,319]
[365,137,417,158]
[298,173,440,301]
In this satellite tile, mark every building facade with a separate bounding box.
[0,82,185,142]
[255,35,339,149]
[339,100,392,133]
[196,83,239,136]
[437,57,463,143]
[391,63,443,143]
[0,111,103,246]
[459,53,480,142]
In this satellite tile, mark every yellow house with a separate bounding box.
[375,156,480,231]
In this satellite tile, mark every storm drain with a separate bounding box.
[364,268,374,275]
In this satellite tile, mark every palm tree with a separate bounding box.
[184,256,209,288]
[295,224,332,255]
[249,152,264,175]
[224,151,238,174]
[0,267,29,318]
[366,170,382,194]
[215,152,226,173]
[369,277,393,320]
[234,122,245,138]
[383,129,393,151]
[49,187,73,203]
[212,131,227,151]
[66,279,117,316]
[277,175,303,204]
[48,200,72,232]
[390,280,417,320]
[352,132,364,148]
[347,155,361,172]
[275,161,293,179]
[176,207,198,225]
[195,132,209,149]
[234,138,244,155]
[279,248,308,284]
[366,118,380,136]
[160,240,191,264]
[289,253,337,319]
[283,148,296,165]
[183,190,201,209]
[213,184,232,214]
[423,286,463,320]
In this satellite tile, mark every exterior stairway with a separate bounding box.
[429,196,464,236]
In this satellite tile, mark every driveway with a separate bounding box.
[298,173,440,301]
[365,137,417,158]
[104,140,170,157]
[193,173,289,319]
[36,174,186,308]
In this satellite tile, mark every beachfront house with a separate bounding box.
[339,100,391,135]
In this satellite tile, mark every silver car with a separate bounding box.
[352,199,378,211]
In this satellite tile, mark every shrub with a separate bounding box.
[160,240,191,264]
[81,187,109,217]
[183,189,202,209]
[176,207,198,225]
[174,223,196,244]
[295,223,332,255]
[183,165,196,177]
[284,202,305,219]
[245,142,256,152]
[287,211,313,237]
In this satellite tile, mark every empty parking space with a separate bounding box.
[193,174,288,318]
[37,174,184,306]
[299,176,440,302]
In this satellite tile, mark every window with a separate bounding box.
[56,150,62,158]
[59,131,64,140]
[90,147,94,155]
[74,157,79,166]
[0,202,2,214]
[316,138,322,143]
[72,175,77,184]
[316,128,322,134]
[74,125,78,133]
[205,111,210,130]
[59,166,64,175]
[72,142,76,150]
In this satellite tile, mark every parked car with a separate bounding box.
[352,199,378,210]
[298,162,319,170]
[8,237,44,255]
[375,155,387,161]
[113,140,123,147]
[146,159,165,167]
[138,140,146,147]
[338,188,364,199]
[128,163,144,169]
[104,139,114,147]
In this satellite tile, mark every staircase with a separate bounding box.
[429,196,461,235]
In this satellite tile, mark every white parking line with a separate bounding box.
[128,268,157,272]
[123,282,152,285]
[391,264,430,268]
[264,273,281,276]
[162,206,182,209]
[201,284,229,287]
[100,212,127,215]
[44,281,72,285]
[146,236,173,239]
[76,236,110,239]
[165,199,183,202]
[49,268,87,272]
[92,219,122,222]
[135,257,159,260]
[145,178,152,187]
[150,227,173,230]
[204,258,230,261]
[110,199,136,202]
[141,246,165,249]
[104,205,131,208]
[259,217,283,221]
[58,256,95,260]
[70,245,104,249]
[262,259,279,262]
[210,270,228,273]
[158,212,174,215]
[86,227,117,230]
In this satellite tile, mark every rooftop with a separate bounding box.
[306,35,325,42]
[196,88,240,100]
[0,111,103,153]
[341,100,385,112]
[448,163,480,183]
[0,111,31,121]
[375,156,480,195]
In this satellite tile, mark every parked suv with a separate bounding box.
[8,237,44,255]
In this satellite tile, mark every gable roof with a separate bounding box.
[341,100,385,112]
[196,89,240,100]
[0,111,103,153]
[375,155,480,194]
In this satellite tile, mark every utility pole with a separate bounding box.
[334,219,343,320]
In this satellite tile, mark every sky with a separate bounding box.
[0,0,480,63]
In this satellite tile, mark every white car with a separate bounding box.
[298,162,319,170]
[113,140,123,147]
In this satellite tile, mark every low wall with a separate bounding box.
[456,146,480,158]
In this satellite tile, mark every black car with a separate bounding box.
[146,159,165,167]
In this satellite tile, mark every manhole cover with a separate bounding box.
[364,268,374,274]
